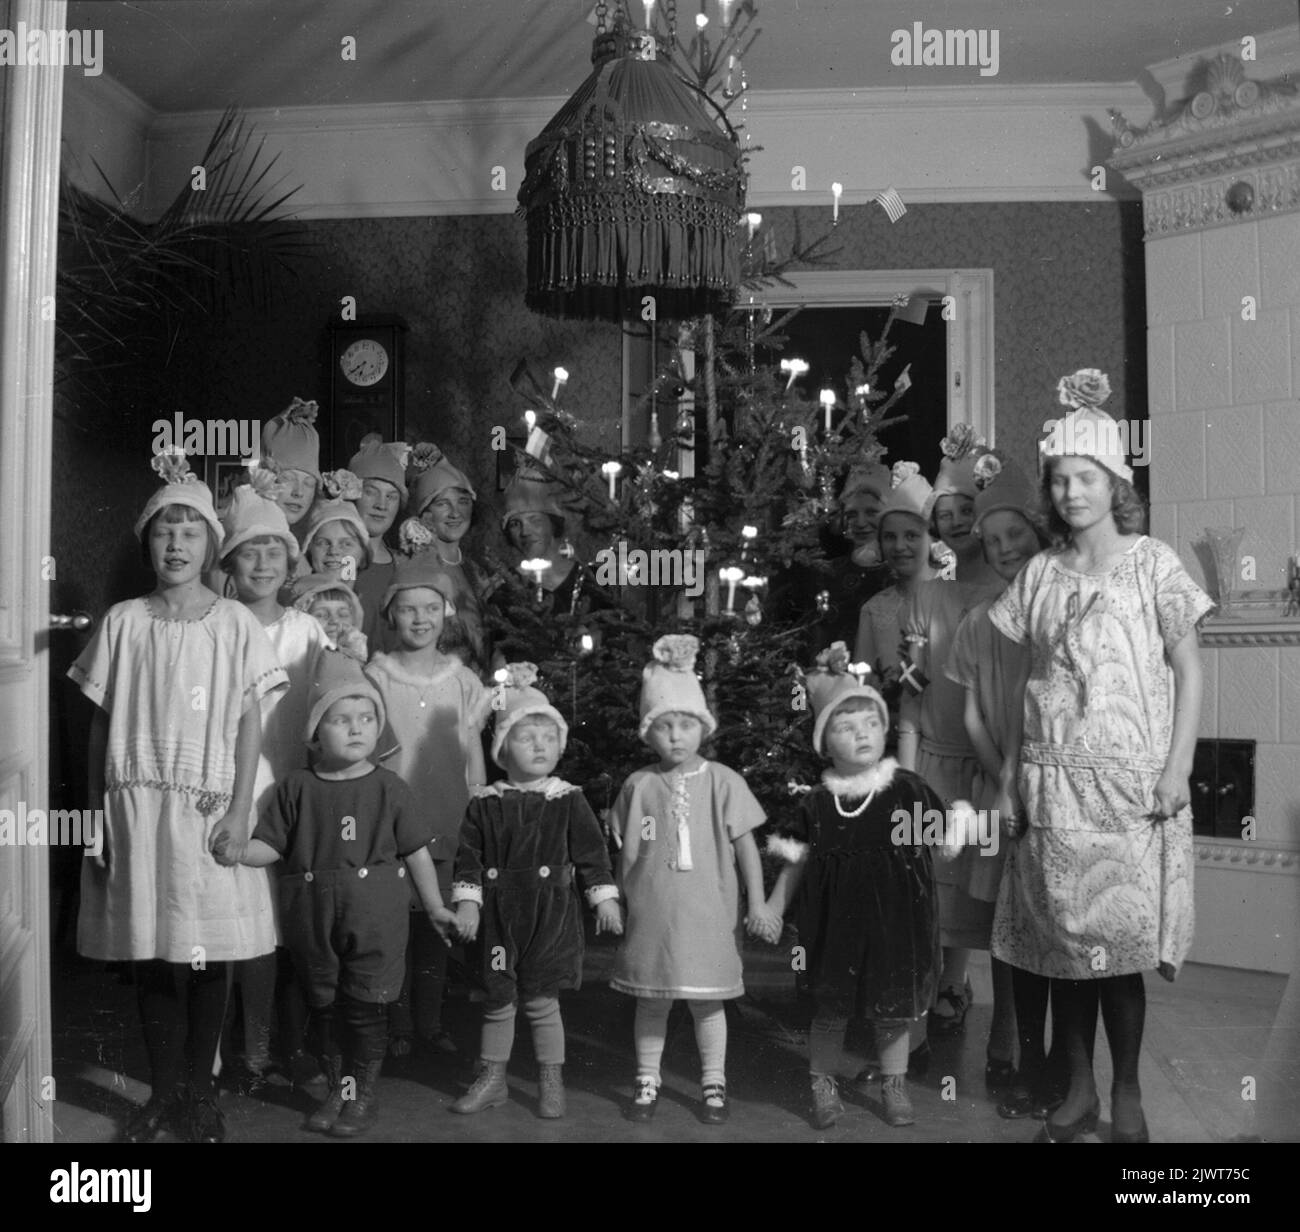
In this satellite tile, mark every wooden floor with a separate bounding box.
[50,939,1300,1144]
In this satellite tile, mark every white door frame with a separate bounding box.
[0,0,64,1143]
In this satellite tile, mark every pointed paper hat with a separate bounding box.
[923,423,987,519]
[380,555,460,617]
[1040,370,1132,482]
[299,470,371,563]
[349,435,411,502]
[877,461,933,526]
[971,451,1043,532]
[219,466,299,561]
[290,574,365,629]
[304,632,386,743]
[261,397,321,481]
[638,634,717,740]
[806,642,889,755]
[490,662,569,769]
[408,442,478,516]
[135,448,224,546]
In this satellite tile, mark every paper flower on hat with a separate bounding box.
[814,641,852,675]
[337,626,368,663]
[939,423,987,461]
[891,460,921,489]
[246,459,282,498]
[652,634,699,671]
[503,662,539,689]
[397,517,434,557]
[282,396,319,425]
[930,541,956,569]
[321,468,363,500]
[409,442,443,473]
[151,446,198,485]
[1057,368,1111,411]
[972,450,1004,490]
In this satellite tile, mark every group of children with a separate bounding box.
[71,368,1211,1142]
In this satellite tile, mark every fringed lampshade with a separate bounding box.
[518,22,746,322]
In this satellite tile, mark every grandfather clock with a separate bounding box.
[327,314,407,469]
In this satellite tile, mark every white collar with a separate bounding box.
[821,758,898,798]
[368,653,459,688]
[473,777,576,801]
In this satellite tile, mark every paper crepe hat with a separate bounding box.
[380,556,460,617]
[971,451,1043,533]
[219,466,300,562]
[490,662,569,769]
[806,641,889,755]
[304,633,386,743]
[134,448,225,547]
[261,397,321,481]
[349,435,411,502]
[290,574,365,629]
[408,442,478,516]
[299,471,371,563]
[923,423,987,520]
[877,461,934,527]
[638,634,717,740]
[501,458,567,531]
[840,459,892,504]
[1040,370,1131,482]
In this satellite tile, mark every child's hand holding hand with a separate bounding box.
[994,786,1026,840]
[209,813,247,867]
[455,901,481,943]
[427,905,458,946]
[745,905,782,944]
[595,899,623,936]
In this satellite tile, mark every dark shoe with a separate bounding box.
[928,980,972,1037]
[985,1056,1018,1093]
[305,1054,346,1133]
[451,1059,508,1115]
[330,1059,382,1137]
[625,1076,659,1122]
[997,1085,1035,1119]
[119,1094,179,1144]
[288,1049,324,1090]
[187,1092,226,1143]
[1112,1112,1150,1144]
[1031,1072,1070,1120]
[908,1040,931,1079]
[699,1082,729,1125]
[881,1074,915,1127]
[420,1029,459,1056]
[811,1074,844,1129]
[1034,1097,1101,1142]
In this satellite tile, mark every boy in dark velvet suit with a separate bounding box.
[450,663,622,1118]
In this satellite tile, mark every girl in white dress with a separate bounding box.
[70,451,287,1143]
[989,372,1212,1143]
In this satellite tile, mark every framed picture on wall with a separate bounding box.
[206,456,251,514]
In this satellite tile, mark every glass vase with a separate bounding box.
[1204,526,1246,617]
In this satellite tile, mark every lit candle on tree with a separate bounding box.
[820,387,836,434]
[745,211,762,243]
[849,661,872,686]
[551,366,569,400]
[643,0,655,31]
[780,356,809,393]
[719,565,745,613]
[521,557,552,604]
[524,409,536,431]
[601,460,622,501]
[832,181,843,224]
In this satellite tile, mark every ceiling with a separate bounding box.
[66,0,1297,112]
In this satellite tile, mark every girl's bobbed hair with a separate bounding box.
[140,504,221,575]
[1040,458,1147,544]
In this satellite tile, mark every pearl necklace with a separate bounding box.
[438,542,464,567]
[832,786,878,819]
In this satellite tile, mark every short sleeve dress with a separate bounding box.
[944,594,1028,903]
[610,761,765,1000]
[69,597,288,963]
[987,536,1213,979]
[364,653,489,889]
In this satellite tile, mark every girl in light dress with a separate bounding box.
[989,371,1212,1143]
[70,450,287,1143]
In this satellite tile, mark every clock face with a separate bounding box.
[339,338,389,387]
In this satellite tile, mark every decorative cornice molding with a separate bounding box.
[1199,619,1300,647]
[1195,838,1300,872]
[1108,54,1300,237]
